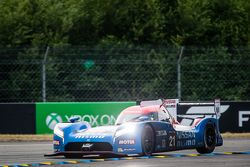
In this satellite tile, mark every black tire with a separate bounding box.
[196,123,216,154]
[141,124,155,156]
[64,154,82,158]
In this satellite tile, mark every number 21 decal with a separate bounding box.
[169,135,176,147]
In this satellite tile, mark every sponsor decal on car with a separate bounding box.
[176,131,196,147]
[118,139,135,145]
[124,148,136,152]
[164,99,177,108]
[177,139,196,147]
[75,135,105,139]
[176,131,195,139]
[156,130,168,136]
[82,143,93,147]
[117,147,136,153]
[53,140,60,145]
[118,148,123,152]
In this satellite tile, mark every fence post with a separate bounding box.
[42,46,49,102]
[177,46,184,100]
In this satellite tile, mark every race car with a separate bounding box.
[45,99,223,158]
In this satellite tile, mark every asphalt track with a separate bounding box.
[0,138,250,167]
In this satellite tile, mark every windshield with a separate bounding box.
[115,112,158,125]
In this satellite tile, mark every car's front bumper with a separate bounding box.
[44,151,127,157]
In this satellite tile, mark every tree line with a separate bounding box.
[0,0,249,48]
[0,0,250,102]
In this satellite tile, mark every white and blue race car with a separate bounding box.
[45,99,223,158]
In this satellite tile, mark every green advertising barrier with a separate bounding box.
[36,102,136,134]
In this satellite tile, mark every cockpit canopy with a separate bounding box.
[115,105,172,125]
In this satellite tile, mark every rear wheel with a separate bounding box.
[196,123,216,154]
[141,124,155,156]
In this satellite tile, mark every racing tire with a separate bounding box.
[141,124,155,156]
[64,154,83,158]
[196,123,216,154]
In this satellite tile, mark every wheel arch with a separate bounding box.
[196,121,217,154]
[195,118,217,146]
[140,122,156,155]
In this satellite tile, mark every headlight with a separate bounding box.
[115,124,137,138]
[54,124,64,139]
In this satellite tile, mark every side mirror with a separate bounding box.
[138,116,150,121]
[69,117,80,123]
[166,114,170,120]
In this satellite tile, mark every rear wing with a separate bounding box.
[140,99,163,107]
[139,99,221,119]
[178,99,221,118]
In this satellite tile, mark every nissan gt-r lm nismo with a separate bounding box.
[45,99,223,158]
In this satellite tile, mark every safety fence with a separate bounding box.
[0,46,250,102]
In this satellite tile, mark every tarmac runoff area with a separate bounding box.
[0,138,250,167]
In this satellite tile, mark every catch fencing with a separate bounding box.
[0,46,250,102]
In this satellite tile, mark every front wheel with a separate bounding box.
[141,124,155,156]
[196,123,216,154]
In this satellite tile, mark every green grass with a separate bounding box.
[221,132,250,138]
[0,134,53,142]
